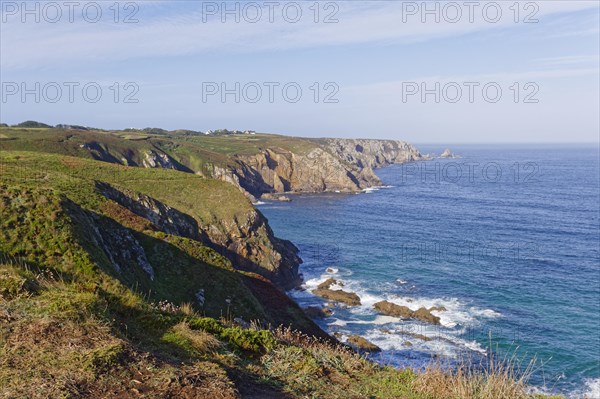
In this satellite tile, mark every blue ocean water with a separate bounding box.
[258,144,600,398]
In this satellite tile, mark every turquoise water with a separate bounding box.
[258,145,600,397]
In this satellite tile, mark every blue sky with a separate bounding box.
[1,1,599,142]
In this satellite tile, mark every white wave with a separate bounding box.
[362,187,380,193]
[360,326,487,357]
[382,296,502,329]
[253,201,266,205]
[469,307,502,319]
[396,279,408,285]
[329,318,348,327]
[571,378,600,399]
[338,315,400,326]
[289,273,501,363]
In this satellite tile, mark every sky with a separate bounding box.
[1,0,599,143]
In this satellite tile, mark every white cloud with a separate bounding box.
[1,1,597,70]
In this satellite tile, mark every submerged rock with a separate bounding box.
[303,306,333,318]
[347,335,381,352]
[406,333,432,342]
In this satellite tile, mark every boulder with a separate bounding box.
[413,307,441,325]
[312,288,360,306]
[317,278,342,290]
[373,301,440,325]
[347,335,381,352]
[373,301,413,318]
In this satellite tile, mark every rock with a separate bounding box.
[303,306,333,318]
[380,328,391,334]
[403,341,413,347]
[195,289,205,307]
[142,150,176,169]
[409,333,431,342]
[233,317,250,329]
[373,301,440,325]
[429,306,447,312]
[326,267,337,273]
[373,301,413,318]
[312,288,361,306]
[413,307,441,325]
[260,193,291,202]
[347,335,381,352]
[440,148,453,158]
[317,278,342,290]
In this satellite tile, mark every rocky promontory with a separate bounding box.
[216,138,423,199]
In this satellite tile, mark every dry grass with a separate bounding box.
[170,321,223,354]
[413,361,532,399]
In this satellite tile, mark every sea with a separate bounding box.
[257,144,600,398]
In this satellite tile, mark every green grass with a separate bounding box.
[0,126,322,175]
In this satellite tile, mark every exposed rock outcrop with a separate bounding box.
[142,150,176,169]
[440,148,454,158]
[97,182,302,290]
[97,182,201,240]
[312,287,361,306]
[374,301,441,325]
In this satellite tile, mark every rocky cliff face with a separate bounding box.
[97,182,301,289]
[214,139,422,199]
[322,138,422,169]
